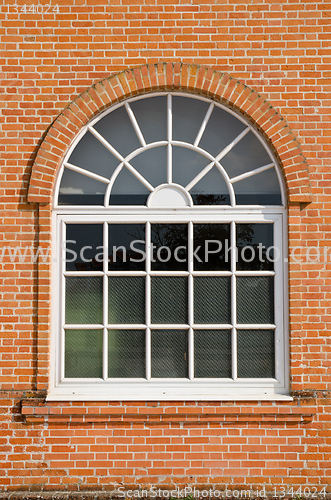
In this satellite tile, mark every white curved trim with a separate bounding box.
[147,183,193,208]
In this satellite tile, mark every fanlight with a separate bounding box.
[56,94,283,207]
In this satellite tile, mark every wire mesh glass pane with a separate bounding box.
[199,105,247,158]
[190,166,230,205]
[108,277,145,324]
[151,277,188,324]
[108,224,145,271]
[93,105,141,157]
[172,96,210,144]
[237,276,274,324]
[58,168,106,206]
[65,224,103,272]
[68,130,120,179]
[234,168,282,206]
[194,277,231,324]
[236,223,274,271]
[108,329,145,378]
[193,223,231,271]
[237,329,275,378]
[151,224,188,271]
[109,166,150,206]
[65,329,103,378]
[65,277,103,324]
[194,330,231,378]
[172,146,210,188]
[151,330,188,378]
[130,96,167,144]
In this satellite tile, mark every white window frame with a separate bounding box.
[48,207,290,401]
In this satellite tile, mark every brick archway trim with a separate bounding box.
[27,63,312,204]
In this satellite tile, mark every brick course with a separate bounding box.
[1,0,331,494]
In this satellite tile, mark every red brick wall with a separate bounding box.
[1,0,330,494]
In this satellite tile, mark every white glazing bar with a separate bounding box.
[103,222,108,380]
[235,324,276,329]
[235,271,276,276]
[64,271,104,277]
[123,161,154,191]
[188,222,194,380]
[231,221,237,380]
[193,324,233,329]
[192,271,232,276]
[146,222,151,380]
[64,162,110,184]
[193,102,214,147]
[125,102,146,147]
[185,161,214,192]
[150,324,190,329]
[149,271,189,276]
[60,221,66,381]
[167,94,172,183]
[214,126,250,163]
[107,324,147,329]
[230,162,275,184]
[107,271,147,276]
[88,125,125,162]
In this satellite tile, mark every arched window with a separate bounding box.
[50,93,288,401]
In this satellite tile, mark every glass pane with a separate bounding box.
[237,276,274,324]
[194,277,231,324]
[65,277,103,324]
[193,223,231,271]
[151,329,188,378]
[93,105,141,157]
[151,277,188,324]
[109,166,150,205]
[236,223,274,271]
[199,105,247,157]
[58,168,106,206]
[130,96,167,144]
[65,224,103,272]
[130,146,167,187]
[108,277,145,324]
[108,224,145,271]
[222,131,272,179]
[151,224,188,271]
[194,330,231,378]
[172,146,210,187]
[108,329,145,378]
[68,131,120,179]
[237,329,275,378]
[190,167,230,205]
[234,168,282,206]
[65,329,103,378]
[172,96,210,144]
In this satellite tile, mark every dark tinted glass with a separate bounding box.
[65,329,103,378]
[151,277,188,324]
[172,96,209,144]
[65,224,103,272]
[151,330,188,378]
[58,168,106,206]
[236,223,274,271]
[237,330,275,378]
[194,277,231,324]
[109,167,150,206]
[193,223,231,271]
[151,224,188,271]
[108,224,146,271]
[194,330,231,378]
[190,166,230,206]
[108,329,145,378]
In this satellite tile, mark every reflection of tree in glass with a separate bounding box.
[194,223,231,271]
[236,224,274,271]
[108,224,146,271]
[192,193,229,205]
[151,224,188,271]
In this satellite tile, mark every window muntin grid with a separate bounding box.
[55,93,284,208]
[61,217,282,383]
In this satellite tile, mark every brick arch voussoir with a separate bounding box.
[28,62,312,204]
